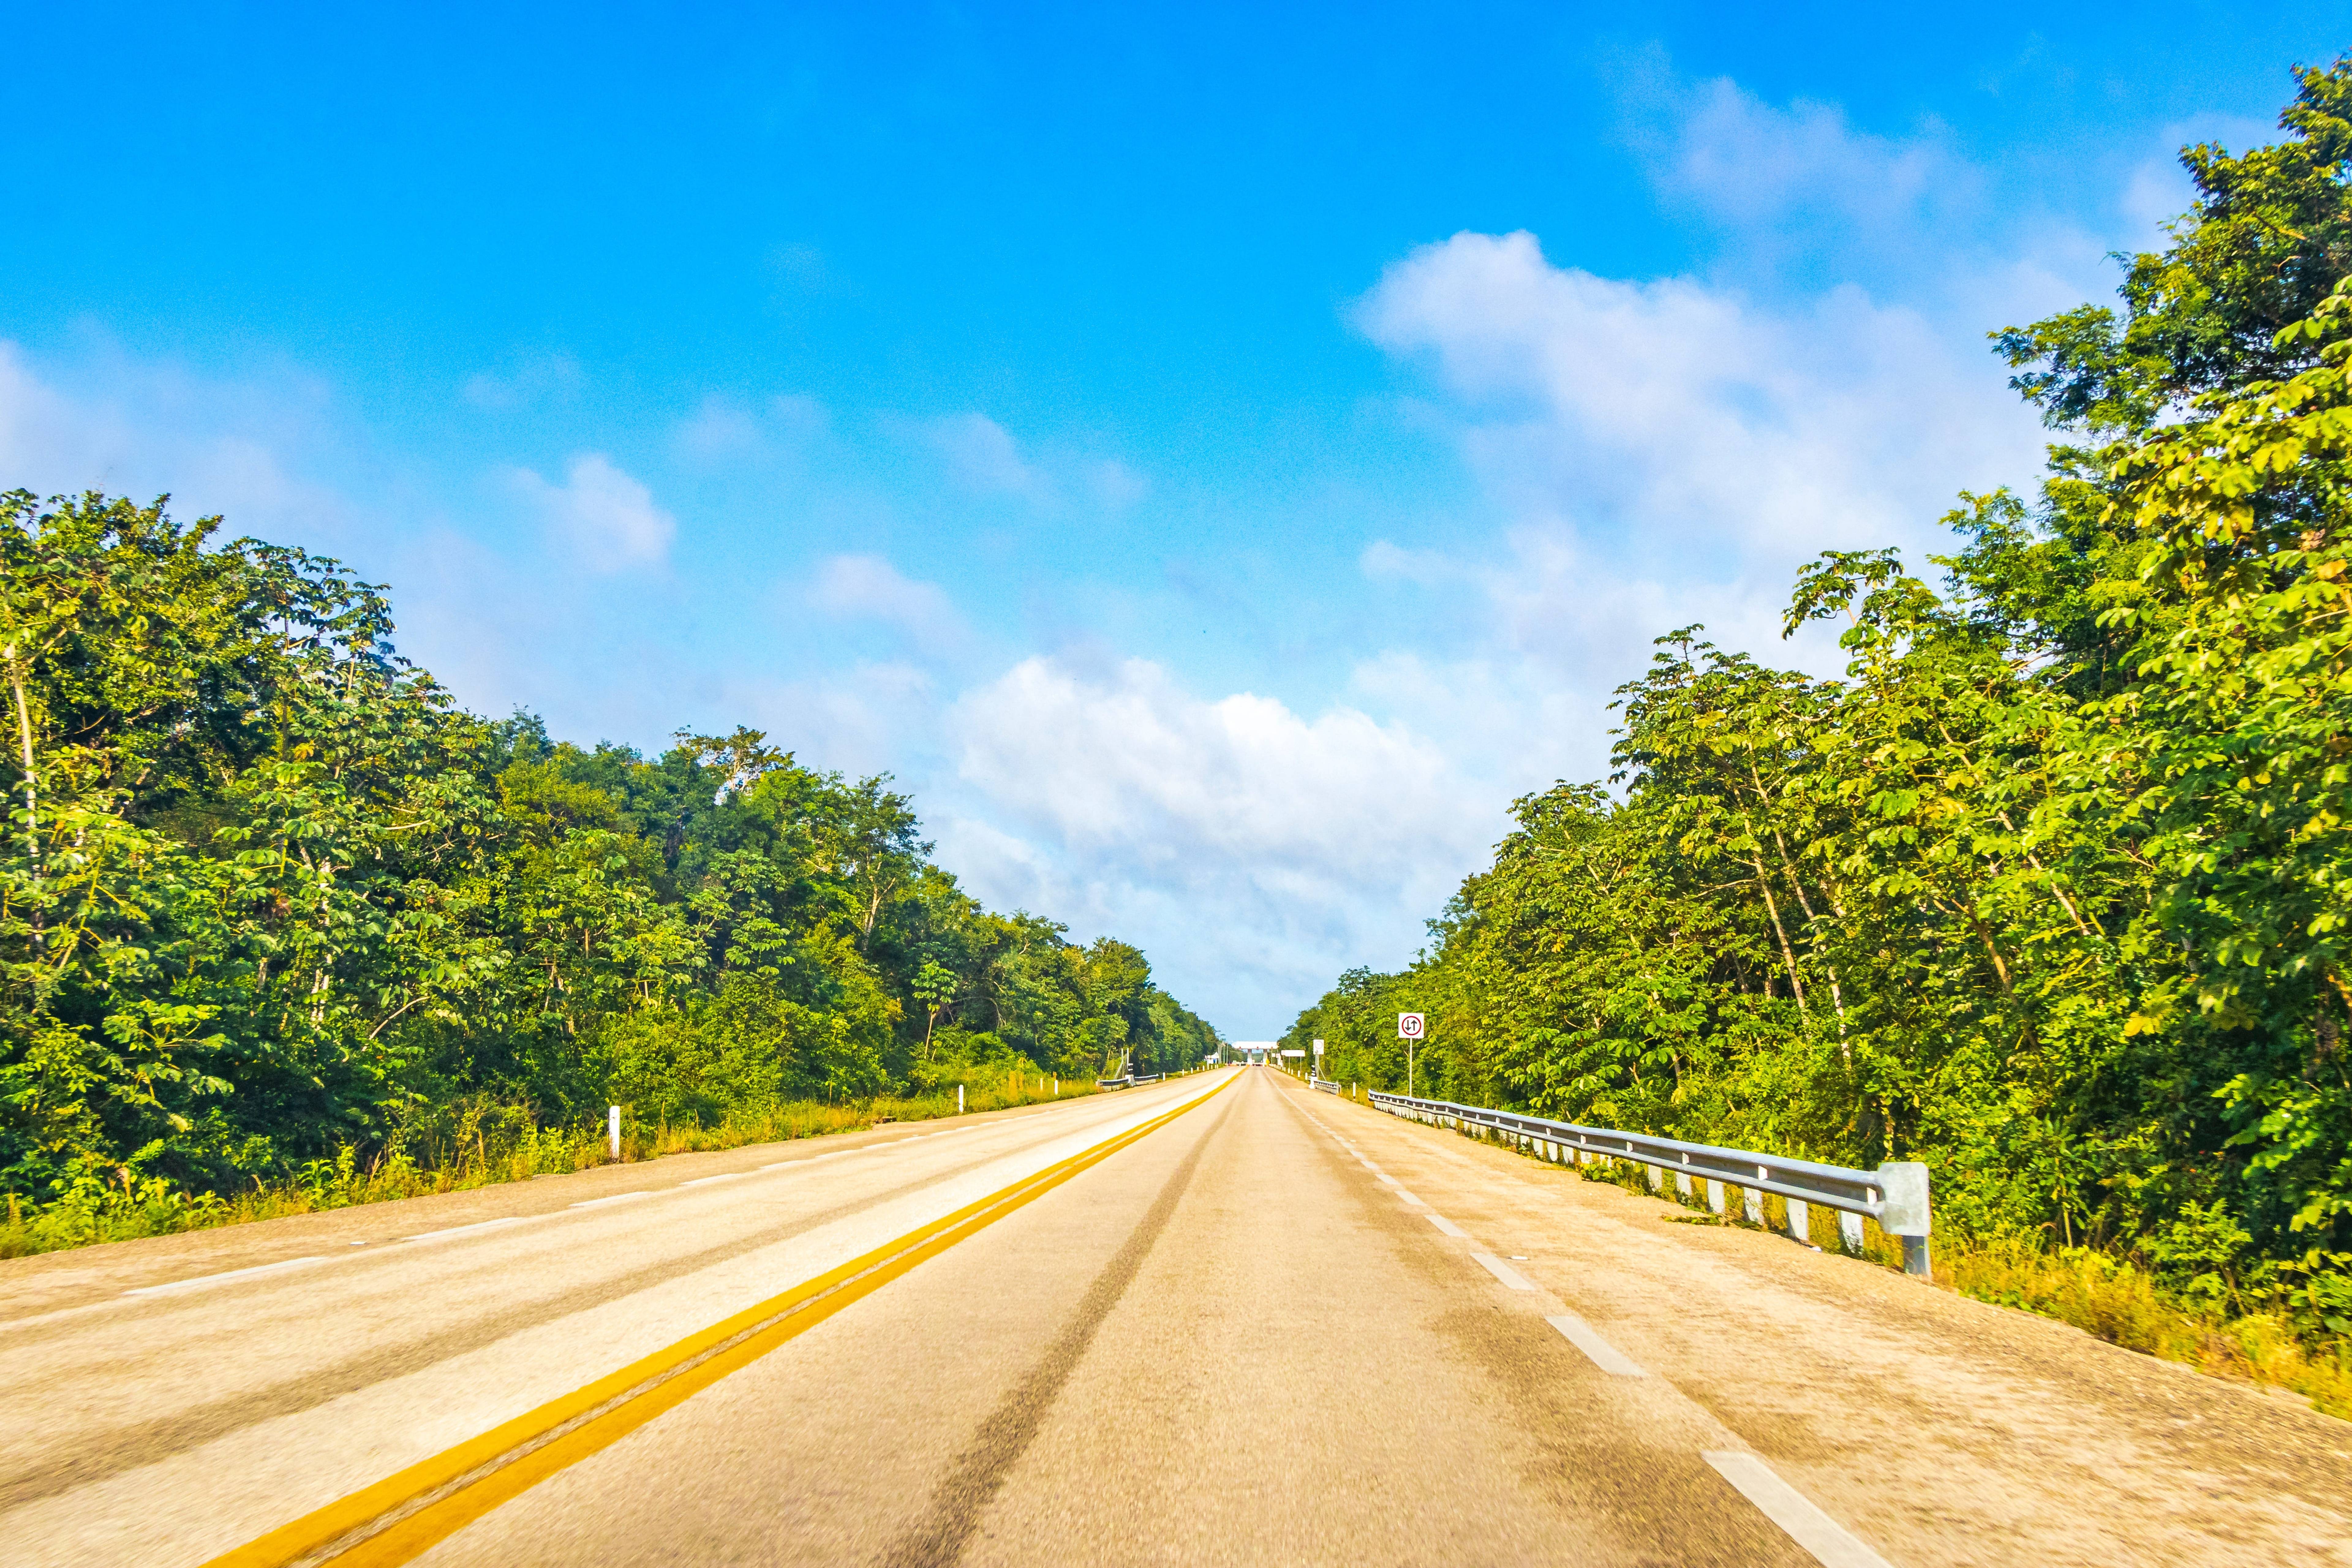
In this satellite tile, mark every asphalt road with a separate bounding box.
[6,1065,2349,1566]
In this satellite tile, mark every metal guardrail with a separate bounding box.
[1368,1091,1931,1276]
[1310,1077,1340,1095]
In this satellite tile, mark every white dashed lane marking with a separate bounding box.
[1546,1312,1648,1378]
[1424,1213,1468,1238]
[123,1256,330,1297]
[1703,1452,1894,1568]
[405,1217,527,1244]
[1470,1252,1537,1291]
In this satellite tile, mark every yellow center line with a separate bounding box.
[204,1073,1238,1568]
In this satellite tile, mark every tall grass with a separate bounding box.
[1463,1121,2352,1420]
[0,1070,1096,1261]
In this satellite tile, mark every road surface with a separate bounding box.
[5,1066,2348,1566]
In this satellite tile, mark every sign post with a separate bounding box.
[1396,1013,1425,1097]
[1312,1038,1324,1081]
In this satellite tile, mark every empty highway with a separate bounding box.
[4,1066,2348,1566]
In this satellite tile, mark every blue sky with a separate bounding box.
[2,2,2344,1030]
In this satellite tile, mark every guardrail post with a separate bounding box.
[1876,1162,1932,1277]
[1838,1212,1864,1253]
[1787,1198,1809,1244]
[1741,1187,1763,1225]
[1675,1171,1693,1199]
[1705,1179,1725,1215]
[1647,1166,1663,1191]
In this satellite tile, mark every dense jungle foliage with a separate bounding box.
[1289,62,2352,1336]
[0,513,1218,1214]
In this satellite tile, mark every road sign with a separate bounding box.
[1281,1049,1306,1058]
[1312,1039,1324,1055]
[1397,1013,1425,1040]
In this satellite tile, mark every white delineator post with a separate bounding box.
[607,1105,620,1162]
[958,1085,965,1114]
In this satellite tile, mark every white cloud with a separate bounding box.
[811,553,967,655]
[956,654,1457,864]
[1331,224,2050,887]
[940,654,1489,1020]
[674,396,765,461]
[506,453,676,571]
[673,392,833,465]
[1357,230,2044,580]
[1650,77,1981,269]
[928,413,1042,497]
[0,338,365,547]
[916,413,1150,515]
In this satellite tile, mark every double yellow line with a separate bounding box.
[206,1073,1236,1568]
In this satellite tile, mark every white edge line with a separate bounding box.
[568,1191,653,1209]
[679,1172,746,1186]
[405,1216,528,1243]
[1425,1213,1467,1238]
[1470,1251,1537,1291]
[1545,1312,1649,1378]
[125,1256,331,1297]
[1702,1451,1894,1568]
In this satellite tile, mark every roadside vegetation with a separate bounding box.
[0,489,1216,1251]
[1290,62,2352,1411]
